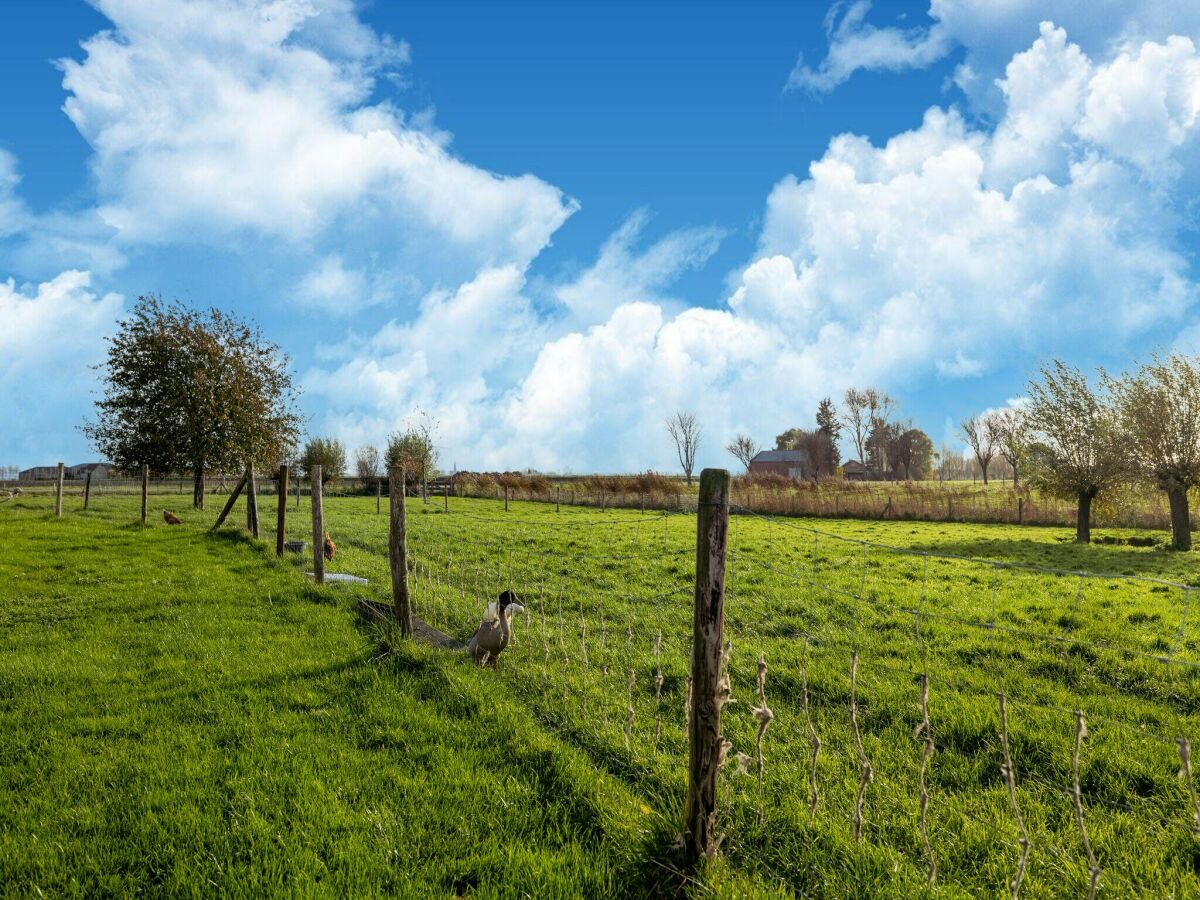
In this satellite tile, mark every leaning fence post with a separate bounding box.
[83,469,92,510]
[141,464,149,525]
[245,463,259,538]
[54,462,64,517]
[311,466,324,584]
[276,464,288,557]
[211,470,248,529]
[684,467,730,867]
[389,466,413,636]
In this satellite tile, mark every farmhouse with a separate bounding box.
[748,449,809,479]
[18,462,111,481]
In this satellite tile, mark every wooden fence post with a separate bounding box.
[276,464,288,557]
[83,470,92,510]
[684,468,730,867]
[211,470,249,529]
[246,463,259,538]
[504,487,509,512]
[54,462,64,517]
[376,478,381,514]
[295,472,300,509]
[421,464,428,504]
[1018,496,1024,525]
[556,486,561,513]
[444,483,449,512]
[311,466,324,584]
[389,466,412,636]
[141,464,149,525]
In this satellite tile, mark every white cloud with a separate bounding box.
[58,0,576,280]
[0,150,28,239]
[0,271,122,463]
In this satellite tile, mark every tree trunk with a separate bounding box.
[1168,486,1192,551]
[1012,466,1018,490]
[981,461,989,485]
[1076,492,1093,544]
[193,463,205,510]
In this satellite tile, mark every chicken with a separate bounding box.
[163,510,182,525]
[323,534,336,561]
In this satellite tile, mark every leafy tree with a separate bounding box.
[843,387,894,466]
[960,414,999,484]
[300,437,346,484]
[726,434,760,471]
[774,427,804,450]
[1025,361,1126,543]
[386,413,439,484]
[888,426,934,480]
[794,429,839,477]
[1107,353,1200,550]
[355,445,382,482]
[82,295,301,509]
[666,411,702,487]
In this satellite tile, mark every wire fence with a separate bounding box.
[391,497,1200,895]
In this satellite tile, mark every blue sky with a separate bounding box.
[2,0,1199,473]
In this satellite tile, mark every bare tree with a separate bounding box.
[990,407,1029,489]
[667,412,702,487]
[354,445,382,482]
[1107,353,1200,550]
[1025,360,1126,544]
[726,434,760,471]
[960,414,999,485]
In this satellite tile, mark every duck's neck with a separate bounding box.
[498,608,510,638]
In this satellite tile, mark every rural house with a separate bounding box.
[748,449,809,479]
[842,460,882,481]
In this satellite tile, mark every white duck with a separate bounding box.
[467,590,525,668]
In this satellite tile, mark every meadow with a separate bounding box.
[3,486,1199,896]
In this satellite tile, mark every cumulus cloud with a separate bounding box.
[493,24,1199,471]
[0,271,122,462]
[58,0,576,280]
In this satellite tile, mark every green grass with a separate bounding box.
[3,489,1200,896]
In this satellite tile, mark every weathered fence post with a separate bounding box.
[141,464,149,525]
[211,469,249,529]
[83,469,92,510]
[444,483,449,512]
[556,486,561,513]
[311,466,324,584]
[376,478,381,514]
[54,462,64,517]
[421,464,428,504]
[389,466,412,636]
[504,487,509,512]
[245,463,259,538]
[1018,496,1024,525]
[295,472,300,509]
[684,467,730,868]
[276,464,288,557]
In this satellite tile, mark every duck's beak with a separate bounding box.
[508,602,525,615]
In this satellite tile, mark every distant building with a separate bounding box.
[18,462,111,481]
[842,460,882,481]
[748,449,810,479]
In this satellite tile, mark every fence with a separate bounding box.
[382,470,1200,894]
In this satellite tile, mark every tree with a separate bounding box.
[1025,361,1126,544]
[727,434,760,471]
[774,427,804,450]
[355,445,382,482]
[1107,353,1200,550]
[816,397,842,445]
[794,429,839,477]
[990,407,1029,489]
[82,295,301,509]
[960,414,999,485]
[888,426,935,480]
[300,437,346,484]
[386,411,439,485]
[667,412,702,487]
[841,388,870,463]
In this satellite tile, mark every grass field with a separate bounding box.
[3,488,1200,896]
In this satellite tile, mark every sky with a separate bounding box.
[2,0,1200,473]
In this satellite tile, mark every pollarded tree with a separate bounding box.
[82,295,301,509]
[1107,353,1200,550]
[726,434,760,471]
[1025,361,1126,544]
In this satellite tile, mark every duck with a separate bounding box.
[163,510,182,525]
[467,590,525,668]
[323,533,336,561]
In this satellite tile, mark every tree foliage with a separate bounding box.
[386,412,439,484]
[81,295,301,507]
[354,445,382,482]
[299,438,346,483]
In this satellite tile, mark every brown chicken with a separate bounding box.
[163,510,182,525]
[323,534,336,561]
